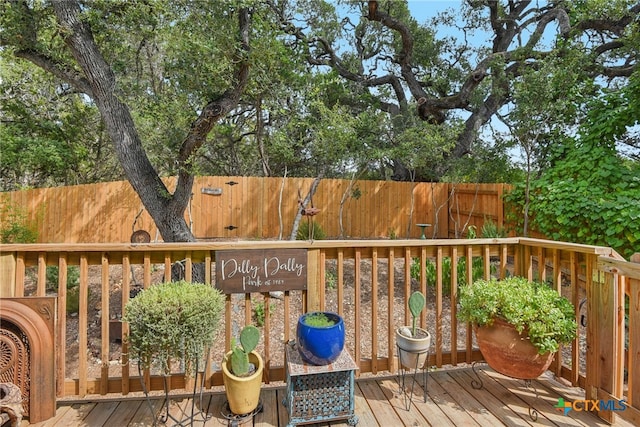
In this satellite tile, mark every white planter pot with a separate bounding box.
[396,327,431,369]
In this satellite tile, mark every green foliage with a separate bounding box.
[458,277,577,354]
[0,57,120,190]
[466,225,477,239]
[229,325,261,377]
[504,140,640,258]
[123,281,225,377]
[480,218,507,238]
[408,291,426,336]
[387,228,398,239]
[296,220,326,240]
[303,312,336,327]
[325,270,337,290]
[411,256,491,295]
[46,266,81,313]
[46,266,80,291]
[0,202,38,243]
[252,301,274,327]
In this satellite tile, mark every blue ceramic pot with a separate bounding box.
[296,312,345,365]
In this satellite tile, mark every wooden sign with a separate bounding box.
[215,249,307,294]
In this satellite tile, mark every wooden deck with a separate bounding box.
[21,366,634,427]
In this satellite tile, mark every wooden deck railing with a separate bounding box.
[0,238,637,424]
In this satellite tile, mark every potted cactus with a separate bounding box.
[222,325,264,415]
[396,291,431,369]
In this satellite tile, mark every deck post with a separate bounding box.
[0,253,16,298]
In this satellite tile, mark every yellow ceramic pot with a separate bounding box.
[221,350,263,415]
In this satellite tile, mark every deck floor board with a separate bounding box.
[23,367,635,427]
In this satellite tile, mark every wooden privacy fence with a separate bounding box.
[0,238,637,424]
[0,177,510,243]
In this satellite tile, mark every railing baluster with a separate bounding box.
[164,252,171,282]
[78,254,89,396]
[121,254,130,395]
[465,245,473,364]
[403,247,411,327]
[263,291,271,384]
[100,253,109,395]
[354,248,361,373]
[15,252,25,297]
[387,248,396,372]
[185,251,192,282]
[56,253,67,397]
[570,251,580,385]
[450,246,459,366]
[37,252,46,296]
[371,247,378,374]
[337,249,344,316]
[435,246,443,367]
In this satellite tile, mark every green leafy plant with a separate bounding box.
[480,218,507,238]
[408,291,426,336]
[411,256,492,295]
[123,281,225,377]
[229,325,261,377]
[0,202,38,243]
[253,301,274,327]
[46,266,80,290]
[503,140,640,259]
[46,266,82,313]
[325,270,337,290]
[303,312,336,327]
[466,225,477,239]
[458,277,577,354]
[296,220,326,240]
[388,228,398,239]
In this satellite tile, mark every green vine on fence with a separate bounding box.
[504,141,640,259]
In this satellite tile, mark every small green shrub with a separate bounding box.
[325,270,337,290]
[253,301,275,327]
[0,203,38,243]
[296,220,326,240]
[46,266,80,291]
[480,218,507,238]
[303,312,336,327]
[411,256,491,294]
[123,281,225,376]
[45,266,82,313]
[466,225,477,239]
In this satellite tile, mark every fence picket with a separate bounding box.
[1,177,509,243]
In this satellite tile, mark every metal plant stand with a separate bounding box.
[220,400,263,427]
[470,361,540,421]
[396,344,429,411]
[283,341,359,426]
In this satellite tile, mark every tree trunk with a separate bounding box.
[47,1,251,283]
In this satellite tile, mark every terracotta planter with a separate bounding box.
[475,317,555,379]
[396,327,431,369]
[222,351,263,415]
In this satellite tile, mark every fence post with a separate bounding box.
[306,249,322,312]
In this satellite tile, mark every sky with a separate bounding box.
[407,0,463,20]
